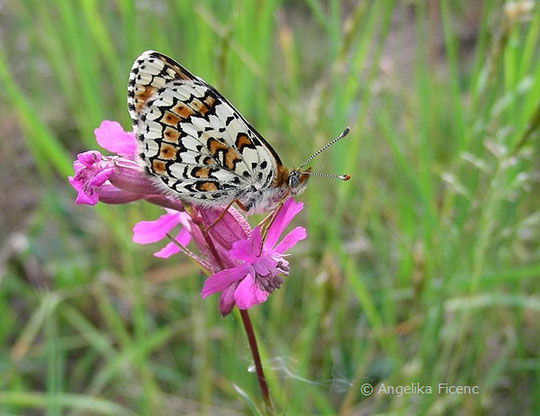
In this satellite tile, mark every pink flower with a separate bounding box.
[201,198,306,315]
[195,206,252,269]
[68,120,184,211]
[94,120,137,157]
[68,151,115,205]
[70,120,309,317]
[132,210,192,258]
[131,206,249,270]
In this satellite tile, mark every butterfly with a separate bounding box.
[127,50,349,215]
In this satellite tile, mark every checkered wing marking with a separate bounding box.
[127,50,196,130]
[129,51,284,205]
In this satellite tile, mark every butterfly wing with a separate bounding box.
[128,50,197,127]
[127,51,285,208]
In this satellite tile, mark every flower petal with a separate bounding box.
[199,206,250,250]
[74,193,97,205]
[67,174,83,192]
[132,213,182,244]
[68,177,98,205]
[251,254,277,276]
[154,240,180,258]
[251,226,263,252]
[108,158,162,194]
[218,284,238,316]
[234,275,269,309]
[69,151,116,205]
[88,167,115,188]
[154,227,191,258]
[144,195,185,211]
[174,226,191,247]
[201,264,250,298]
[228,226,263,263]
[274,226,307,253]
[95,121,137,157]
[189,222,211,257]
[94,184,144,204]
[228,238,258,263]
[265,198,304,248]
[77,150,102,166]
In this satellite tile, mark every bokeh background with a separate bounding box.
[1,0,539,415]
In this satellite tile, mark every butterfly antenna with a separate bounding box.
[304,171,351,181]
[299,127,350,169]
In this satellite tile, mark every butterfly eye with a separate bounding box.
[288,173,300,188]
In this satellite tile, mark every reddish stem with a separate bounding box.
[195,210,272,412]
[240,309,273,413]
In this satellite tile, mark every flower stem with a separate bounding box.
[239,309,272,414]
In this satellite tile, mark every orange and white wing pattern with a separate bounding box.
[127,51,289,212]
[127,50,196,126]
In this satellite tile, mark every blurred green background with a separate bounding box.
[0,0,539,415]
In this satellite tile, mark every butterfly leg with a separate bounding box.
[203,198,243,232]
[260,201,284,242]
[257,208,278,231]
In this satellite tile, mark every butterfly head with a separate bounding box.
[287,168,312,195]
